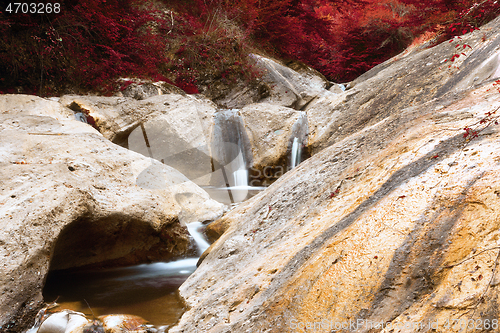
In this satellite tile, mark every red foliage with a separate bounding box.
[0,0,175,94]
[1,0,500,94]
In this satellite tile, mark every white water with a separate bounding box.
[291,137,301,169]
[186,222,210,254]
[111,259,199,281]
[233,166,249,188]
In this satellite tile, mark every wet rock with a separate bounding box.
[170,16,500,333]
[0,94,224,332]
[99,314,149,333]
[36,310,89,333]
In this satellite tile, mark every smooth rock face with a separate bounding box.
[58,94,217,149]
[0,95,224,332]
[214,55,328,110]
[59,94,219,187]
[170,17,500,333]
[239,103,307,185]
[251,54,328,109]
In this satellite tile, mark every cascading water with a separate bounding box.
[42,221,211,327]
[186,222,210,254]
[205,109,257,204]
[290,137,301,169]
[288,112,309,170]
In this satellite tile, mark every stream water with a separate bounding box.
[43,223,209,327]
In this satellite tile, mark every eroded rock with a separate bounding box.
[170,16,500,333]
[239,103,308,185]
[214,55,328,110]
[58,94,217,148]
[0,94,224,332]
[305,16,500,154]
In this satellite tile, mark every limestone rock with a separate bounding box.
[170,16,500,333]
[0,94,224,332]
[126,97,216,186]
[119,80,186,100]
[251,54,328,109]
[239,103,308,185]
[58,94,217,149]
[214,55,328,110]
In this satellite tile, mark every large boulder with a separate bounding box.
[170,17,500,333]
[118,80,186,100]
[239,103,308,186]
[214,55,329,110]
[0,95,224,332]
[57,94,217,148]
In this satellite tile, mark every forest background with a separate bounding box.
[1,0,500,96]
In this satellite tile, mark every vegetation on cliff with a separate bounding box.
[1,0,499,95]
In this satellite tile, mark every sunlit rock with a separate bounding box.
[0,94,224,331]
[100,314,149,333]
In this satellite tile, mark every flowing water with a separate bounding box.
[290,137,301,169]
[288,112,308,170]
[43,222,209,327]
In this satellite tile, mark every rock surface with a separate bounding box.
[58,93,217,149]
[250,54,328,110]
[239,103,308,185]
[171,17,500,333]
[214,55,328,110]
[119,80,186,100]
[0,94,224,332]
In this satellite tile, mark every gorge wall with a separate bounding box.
[171,16,500,333]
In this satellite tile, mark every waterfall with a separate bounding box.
[209,110,253,203]
[288,112,309,170]
[231,148,249,188]
[290,137,301,169]
[186,222,210,254]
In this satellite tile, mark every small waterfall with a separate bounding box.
[186,222,210,254]
[288,112,309,170]
[231,149,249,188]
[290,137,301,169]
[209,110,253,203]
